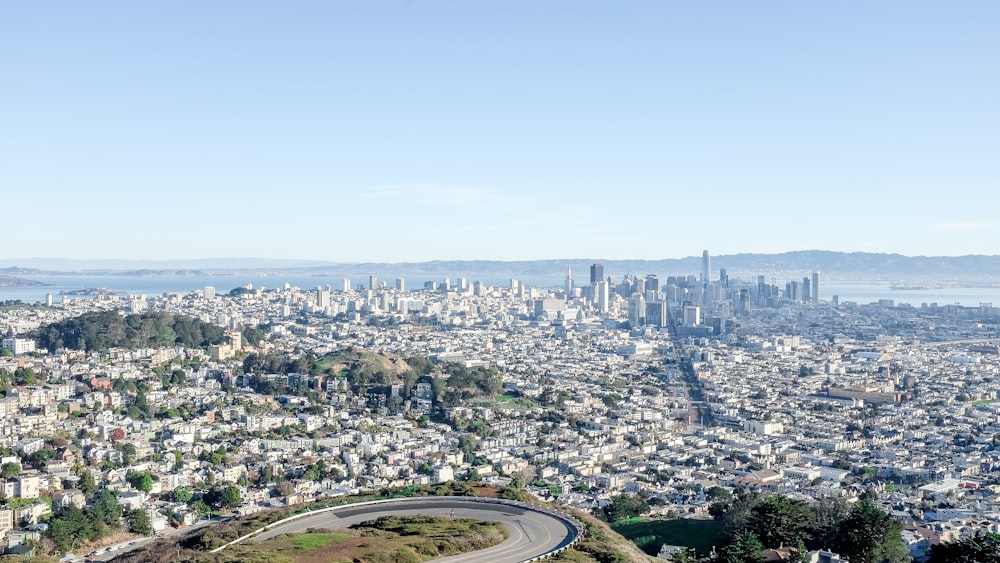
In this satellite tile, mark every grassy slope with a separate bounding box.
[554,508,661,563]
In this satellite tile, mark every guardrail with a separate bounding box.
[209,495,585,562]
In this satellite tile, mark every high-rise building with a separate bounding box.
[369,274,377,290]
[701,250,711,284]
[812,271,821,302]
[645,274,659,293]
[738,289,752,313]
[204,286,216,300]
[316,286,331,309]
[646,300,668,328]
[628,294,646,327]
[565,263,573,295]
[803,277,811,302]
[683,305,701,326]
[590,263,604,285]
[396,278,405,291]
[786,280,801,301]
[342,277,351,292]
[596,281,609,312]
[719,268,728,288]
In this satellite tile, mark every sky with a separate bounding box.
[2,1,998,263]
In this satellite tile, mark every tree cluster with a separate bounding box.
[597,493,651,522]
[434,363,503,408]
[46,490,121,552]
[35,310,226,352]
[711,492,908,563]
[930,531,1000,562]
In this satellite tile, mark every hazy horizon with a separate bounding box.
[0,249,1000,268]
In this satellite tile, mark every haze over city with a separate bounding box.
[3,2,999,262]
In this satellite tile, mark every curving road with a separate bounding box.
[251,497,580,563]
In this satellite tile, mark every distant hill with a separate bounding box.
[34,310,227,352]
[0,274,45,287]
[2,251,1000,282]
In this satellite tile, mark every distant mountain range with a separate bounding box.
[2,251,1000,282]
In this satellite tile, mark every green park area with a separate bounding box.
[612,517,725,556]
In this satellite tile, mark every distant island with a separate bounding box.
[0,274,45,287]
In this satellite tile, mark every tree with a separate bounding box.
[189,499,210,521]
[121,442,137,465]
[810,496,851,548]
[172,486,192,503]
[78,469,98,497]
[205,485,242,510]
[746,495,813,548]
[13,366,37,385]
[92,489,122,528]
[29,448,56,470]
[833,500,909,563]
[47,504,95,552]
[0,462,21,478]
[706,486,733,503]
[126,469,153,493]
[718,530,765,563]
[128,508,153,535]
[601,493,650,522]
[715,488,762,538]
[929,531,1000,562]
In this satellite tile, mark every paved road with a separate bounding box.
[252,498,579,563]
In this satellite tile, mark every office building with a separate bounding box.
[645,274,659,294]
[812,271,821,302]
[683,305,701,326]
[369,274,378,290]
[565,263,573,295]
[596,281,609,313]
[628,294,646,327]
[396,278,405,291]
[646,300,668,328]
[701,250,711,284]
[590,263,604,285]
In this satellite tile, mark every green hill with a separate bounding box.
[35,310,227,352]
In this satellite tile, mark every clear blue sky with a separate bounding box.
[2,1,998,262]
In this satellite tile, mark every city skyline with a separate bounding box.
[3,2,999,262]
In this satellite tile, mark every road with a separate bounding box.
[251,497,580,563]
[90,517,217,562]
